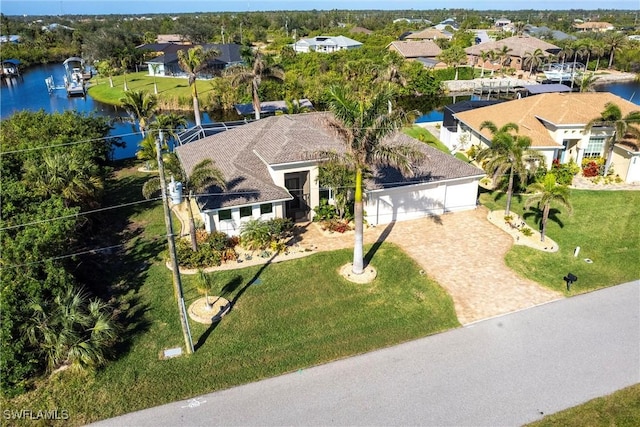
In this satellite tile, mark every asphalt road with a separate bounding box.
[92,281,639,427]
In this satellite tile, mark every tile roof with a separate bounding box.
[387,40,442,59]
[465,35,560,58]
[175,112,484,209]
[454,92,640,148]
[405,28,452,40]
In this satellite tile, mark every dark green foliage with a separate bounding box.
[0,111,116,396]
[240,218,294,252]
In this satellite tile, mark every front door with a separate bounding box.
[284,172,310,221]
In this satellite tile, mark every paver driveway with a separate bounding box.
[297,206,563,324]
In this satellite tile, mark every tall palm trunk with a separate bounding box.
[252,80,261,120]
[192,84,202,127]
[506,167,515,215]
[352,168,364,274]
[186,191,199,251]
[540,203,550,242]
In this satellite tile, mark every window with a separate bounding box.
[584,137,605,158]
[260,203,273,215]
[239,206,253,218]
[218,209,231,221]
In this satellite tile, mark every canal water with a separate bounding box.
[2,64,639,159]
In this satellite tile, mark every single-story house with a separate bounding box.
[404,28,453,41]
[434,18,459,31]
[156,34,190,44]
[573,22,615,32]
[350,26,373,35]
[140,43,243,77]
[465,35,560,72]
[387,40,444,67]
[292,36,362,53]
[174,112,485,236]
[494,18,512,30]
[442,92,640,183]
[523,25,576,42]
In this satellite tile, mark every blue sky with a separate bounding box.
[1,0,639,15]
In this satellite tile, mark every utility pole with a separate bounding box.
[156,132,194,355]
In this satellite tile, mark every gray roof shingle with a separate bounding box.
[175,112,484,210]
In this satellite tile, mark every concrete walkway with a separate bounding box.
[91,280,640,427]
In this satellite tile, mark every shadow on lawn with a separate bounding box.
[194,253,279,350]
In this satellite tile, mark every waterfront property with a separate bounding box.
[441,92,640,183]
[174,112,484,236]
[465,35,560,74]
[140,43,243,77]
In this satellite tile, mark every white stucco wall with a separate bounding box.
[364,177,480,226]
[204,201,285,236]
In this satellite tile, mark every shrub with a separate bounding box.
[550,159,580,185]
[521,227,533,237]
[582,160,601,177]
[313,199,339,222]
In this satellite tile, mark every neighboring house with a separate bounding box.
[292,36,362,53]
[393,18,432,25]
[573,22,615,32]
[434,18,459,31]
[41,23,74,31]
[140,43,243,77]
[442,92,640,183]
[174,112,484,236]
[465,35,560,72]
[0,35,21,43]
[350,26,373,35]
[156,34,190,44]
[523,25,576,42]
[387,40,444,68]
[494,18,512,30]
[404,28,453,41]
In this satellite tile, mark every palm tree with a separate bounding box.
[95,60,115,88]
[586,102,640,176]
[479,50,491,78]
[438,46,467,80]
[24,151,103,208]
[120,57,129,91]
[491,45,513,76]
[120,89,158,136]
[558,44,574,67]
[578,72,599,93]
[24,286,118,374]
[603,32,627,69]
[320,85,425,275]
[143,154,226,251]
[148,113,188,151]
[196,270,216,310]
[226,51,285,120]
[476,121,544,216]
[524,173,572,242]
[150,63,160,95]
[177,46,221,127]
[136,133,167,170]
[523,48,545,76]
[591,41,606,72]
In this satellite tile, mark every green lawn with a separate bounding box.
[4,163,638,425]
[479,188,640,294]
[88,72,206,108]
[3,163,459,426]
[527,383,640,427]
